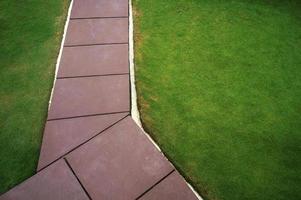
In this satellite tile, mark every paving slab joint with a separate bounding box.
[135,169,175,200]
[38,114,130,172]
[70,16,129,20]
[47,111,129,122]
[64,42,129,48]
[57,73,130,79]
[64,158,92,200]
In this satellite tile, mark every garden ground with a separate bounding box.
[0,0,69,193]
[133,0,301,199]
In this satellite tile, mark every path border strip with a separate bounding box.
[129,0,141,127]
[48,0,74,109]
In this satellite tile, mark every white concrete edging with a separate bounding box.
[48,0,74,109]
[128,1,203,199]
[129,0,142,127]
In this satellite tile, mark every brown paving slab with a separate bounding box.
[47,75,130,120]
[139,171,198,200]
[58,44,129,78]
[71,0,128,18]
[64,18,128,46]
[66,117,174,200]
[0,160,89,200]
[38,113,128,170]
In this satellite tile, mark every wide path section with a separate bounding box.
[0,0,198,199]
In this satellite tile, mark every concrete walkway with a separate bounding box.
[0,0,199,199]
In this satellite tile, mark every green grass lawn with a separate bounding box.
[133,0,301,199]
[0,0,69,193]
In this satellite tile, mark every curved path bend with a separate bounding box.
[0,0,199,199]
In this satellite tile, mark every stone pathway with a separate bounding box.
[0,0,199,199]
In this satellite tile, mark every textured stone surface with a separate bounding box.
[38,113,128,170]
[47,75,130,120]
[0,160,89,200]
[58,44,129,78]
[139,171,198,200]
[71,0,128,18]
[65,18,128,46]
[66,117,174,200]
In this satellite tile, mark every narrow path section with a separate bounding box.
[0,0,199,199]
